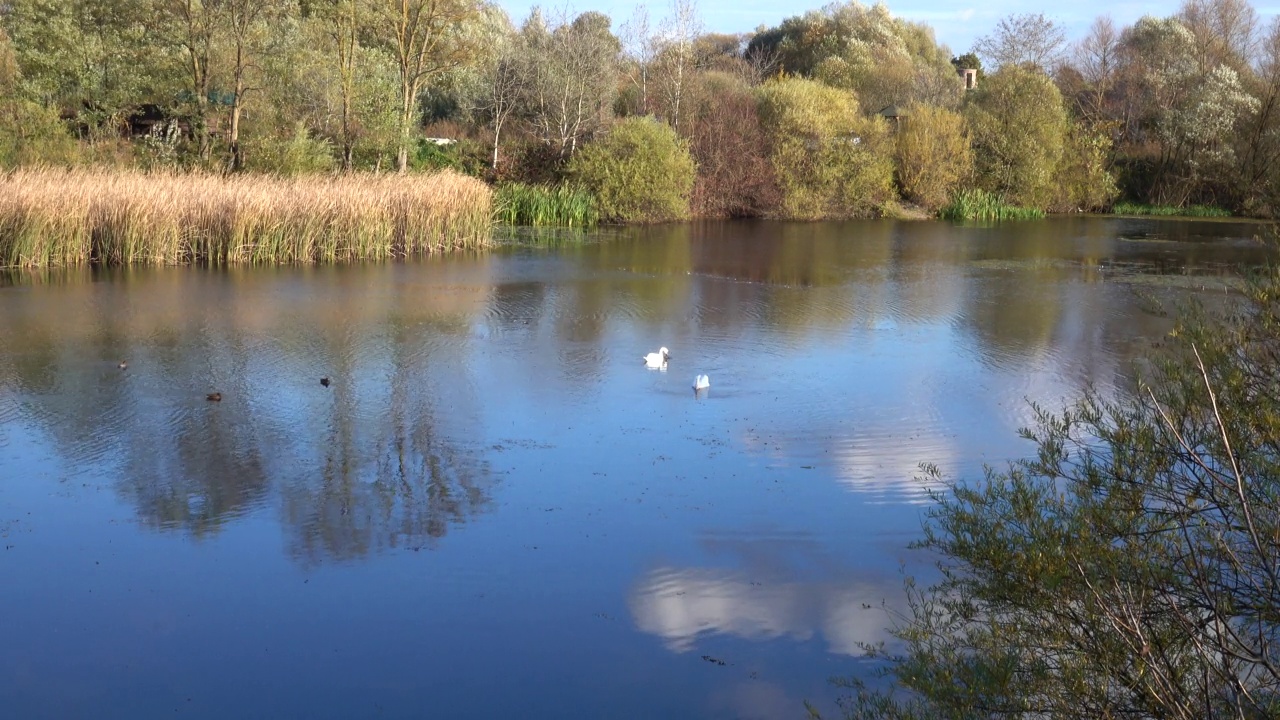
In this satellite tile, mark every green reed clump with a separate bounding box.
[1111,201,1232,218]
[0,168,494,268]
[494,183,598,228]
[939,189,1045,221]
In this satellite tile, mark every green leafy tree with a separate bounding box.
[309,0,367,170]
[965,65,1068,209]
[223,0,292,170]
[949,52,982,76]
[567,116,694,222]
[757,77,894,219]
[236,16,339,174]
[367,0,487,172]
[893,103,972,211]
[0,27,78,166]
[156,0,220,160]
[3,0,177,145]
[443,6,519,171]
[243,123,336,174]
[0,30,17,89]
[747,2,960,112]
[1115,14,1259,206]
[1051,118,1118,211]
[347,45,404,169]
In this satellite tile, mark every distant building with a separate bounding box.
[878,105,905,130]
[960,68,978,90]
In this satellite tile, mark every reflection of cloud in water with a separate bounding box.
[736,426,944,503]
[730,314,1124,503]
[629,567,897,655]
[734,376,958,504]
[827,417,956,504]
[629,534,903,656]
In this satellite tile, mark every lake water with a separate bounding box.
[0,217,1270,719]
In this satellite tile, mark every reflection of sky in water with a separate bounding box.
[629,533,904,656]
[632,568,897,655]
[0,217,1269,719]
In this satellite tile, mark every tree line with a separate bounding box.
[2,0,1280,219]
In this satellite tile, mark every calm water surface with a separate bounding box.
[0,217,1270,719]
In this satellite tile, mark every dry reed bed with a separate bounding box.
[0,169,494,267]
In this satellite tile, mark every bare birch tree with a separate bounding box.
[619,5,656,116]
[519,9,619,158]
[973,13,1066,73]
[651,0,701,131]
[479,38,520,170]
[1075,16,1119,119]
[1179,0,1260,72]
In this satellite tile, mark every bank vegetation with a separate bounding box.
[0,169,492,267]
[1,0,1278,236]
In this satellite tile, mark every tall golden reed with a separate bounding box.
[0,168,493,268]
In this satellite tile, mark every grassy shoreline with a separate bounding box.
[1110,201,1232,218]
[0,169,492,268]
[939,189,1045,221]
[494,183,598,228]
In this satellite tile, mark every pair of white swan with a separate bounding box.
[643,346,710,391]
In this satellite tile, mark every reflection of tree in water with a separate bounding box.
[115,329,276,537]
[0,264,496,560]
[962,269,1066,360]
[280,410,492,565]
[279,316,494,565]
[582,222,886,335]
[119,425,271,536]
[0,282,274,536]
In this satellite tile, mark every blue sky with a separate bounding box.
[495,1,1279,57]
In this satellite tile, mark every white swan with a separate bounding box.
[643,347,671,367]
[693,374,710,390]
